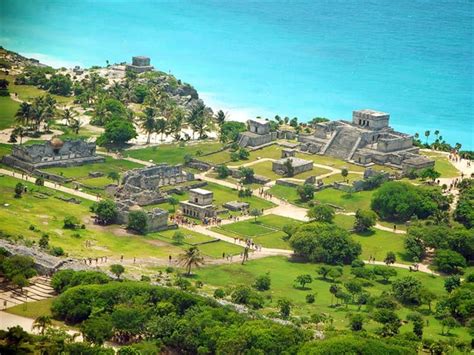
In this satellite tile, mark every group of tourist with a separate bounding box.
[257,188,273,200]
[82,256,108,265]
[231,236,262,251]
[170,214,199,227]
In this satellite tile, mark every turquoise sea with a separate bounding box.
[1,0,473,149]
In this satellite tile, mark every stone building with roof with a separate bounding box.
[126,56,154,73]
[179,188,216,220]
[1,138,104,171]
[298,109,434,171]
[272,157,313,176]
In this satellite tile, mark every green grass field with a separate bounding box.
[0,175,189,259]
[269,184,374,212]
[421,151,460,178]
[0,73,73,105]
[0,96,20,130]
[126,142,223,165]
[351,229,408,263]
[193,256,469,341]
[42,156,143,189]
[250,160,332,181]
[211,214,301,249]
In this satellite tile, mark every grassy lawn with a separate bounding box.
[351,229,408,263]
[5,298,55,319]
[126,141,223,165]
[334,213,356,230]
[421,151,460,178]
[193,256,467,340]
[268,184,373,212]
[0,143,12,158]
[250,161,332,181]
[229,145,285,166]
[197,240,244,258]
[211,214,301,249]
[0,73,73,105]
[0,175,186,259]
[43,156,142,180]
[0,96,20,130]
[156,228,215,245]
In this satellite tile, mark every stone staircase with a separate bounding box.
[238,135,249,148]
[320,131,338,155]
[324,128,361,160]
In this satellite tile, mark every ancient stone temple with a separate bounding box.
[113,164,194,232]
[126,56,154,73]
[179,188,216,220]
[2,138,105,171]
[115,164,192,207]
[272,157,313,176]
[298,109,434,170]
[238,119,277,147]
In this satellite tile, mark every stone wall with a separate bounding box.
[2,140,105,171]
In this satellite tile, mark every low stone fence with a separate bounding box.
[275,179,301,188]
[35,169,72,184]
[186,158,214,171]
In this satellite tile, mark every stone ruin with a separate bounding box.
[238,119,296,148]
[298,109,434,171]
[114,164,194,232]
[126,56,154,73]
[2,138,105,171]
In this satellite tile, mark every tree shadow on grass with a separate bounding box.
[354,230,376,238]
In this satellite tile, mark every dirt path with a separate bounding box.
[363,260,438,276]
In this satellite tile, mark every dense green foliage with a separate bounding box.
[371,182,449,221]
[454,179,474,228]
[97,117,138,148]
[51,281,310,352]
[90,199,118,225]
[51,269,111,293]
[289,222,361,264]
[127,210,148,234]
[298,335,416,354]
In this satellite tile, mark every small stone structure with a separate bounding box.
[238,119,297,148]
[401,156,435,173]
[224,201,250,211]
[114,164,193,232]
[126,56,154,73]
[281,149,296,158]
[2,138,104,171]
[297,109,434,170]
[272,157,313,176]
[179,188,216,220]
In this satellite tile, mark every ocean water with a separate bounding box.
[1,0,473,149]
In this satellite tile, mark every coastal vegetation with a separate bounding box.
[0,46,472,354]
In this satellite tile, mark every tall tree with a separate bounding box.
[178,246,204,276]
[155,118,168,141]
[140,107,156,144]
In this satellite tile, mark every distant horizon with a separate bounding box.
[2,0,472,149]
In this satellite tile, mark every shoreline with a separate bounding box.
[7,49,473,151]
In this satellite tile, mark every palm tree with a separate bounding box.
[32,315,52,335]
[169,108,185,141]
[140,107,156,144]
[15,102,32,127]
[188,103,210,139]
[215,110,226,127]
[155,118,168,141]
[178,246,204,276]
[424,130,430,145]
